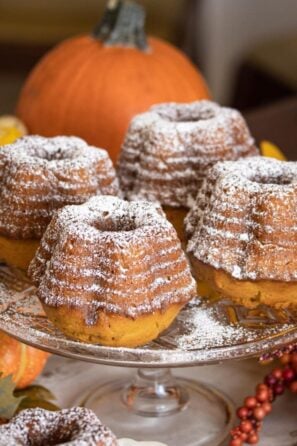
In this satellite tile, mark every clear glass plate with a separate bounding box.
[0,264,296,367]
[1,264,296,446]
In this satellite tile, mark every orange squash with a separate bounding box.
[0,331,49,389]
[16,1,210,162]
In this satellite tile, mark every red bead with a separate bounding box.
[231,427,241,436]
[253,407,266,420]
[230,439,242,446]
[240,420,253,433]
[268,388,274,400]
[280,353,291,365]
[262,401,272,414]
[264,375,277,387]
[256,389,269,402]
[282,368,295,383]
[274,383,285,395]
[244,397,258,409]
[272,368,283,380]
[256,383,268,392]
[247,433,259,444]
[289,381,297,393]
[237,407,249,419]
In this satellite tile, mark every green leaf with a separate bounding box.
[0,375,24,419]
[14,385,57,402]
[14,385,60,413]
[17,399,60,413]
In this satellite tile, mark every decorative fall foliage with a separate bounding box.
[260,140,287,161]
[0,331,49,389]
[0,375,23,420]
[0,116,27,146]
[0,374,59,422]
[16,1,210,162]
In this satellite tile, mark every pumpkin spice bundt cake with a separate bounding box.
[117,100,259,243]
[186,157,297,308]
[28,196,196,347]
[0,135,120,270]
[0,407,118,445]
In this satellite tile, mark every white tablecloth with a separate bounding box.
[36,355,297,446]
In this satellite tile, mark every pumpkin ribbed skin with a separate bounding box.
[17,35,210,162]
[0,331,49,389]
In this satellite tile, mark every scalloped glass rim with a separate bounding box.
[0,264,296,367]
[0,314,296,367]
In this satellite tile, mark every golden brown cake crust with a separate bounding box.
[0,135,119,240]
[191,257,297,309]
[186,157,297,283]
[117,100,258,208]
[0,235,39,271]
[28,196,196,346]
[163,206,188,248]
[43,302,185,347]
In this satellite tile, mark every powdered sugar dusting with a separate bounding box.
[186,156,297,281]
[117,100,258,208]
[28,196,196,322]
[0,135,120,239]
[0,407,117,445]
[177,303,267,350]
[0,266,296,366]
[175,300,295,354]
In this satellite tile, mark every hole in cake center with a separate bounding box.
[41,438,72,446]
[32,147,77,161]
[29,420,79,445]
[250,175,292,186]
[46,148,74,161]
[93,215,137,232]
[157,108,216,123]
[30,432,74,445]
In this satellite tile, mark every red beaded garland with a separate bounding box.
[229,348,297,445]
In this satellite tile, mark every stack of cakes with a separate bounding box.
[1,99,295,350]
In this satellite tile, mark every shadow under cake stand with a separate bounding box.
[0,265,296,446]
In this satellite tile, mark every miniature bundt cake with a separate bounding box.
[0,407,118,445]
[186,157,297,308]
[0,135,119,270]
[117,100,259,243]
[28,196,196,346]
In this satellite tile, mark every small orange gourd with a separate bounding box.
[17,1,210,162]
[0,331,49,389]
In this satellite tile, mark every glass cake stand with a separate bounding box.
[0,264,296,446]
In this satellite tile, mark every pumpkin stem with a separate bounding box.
[93,1,148,51]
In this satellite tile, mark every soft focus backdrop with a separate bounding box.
[1,0,297,141]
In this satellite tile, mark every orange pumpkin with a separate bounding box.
[16,1,210,162]
[0,331,49,389]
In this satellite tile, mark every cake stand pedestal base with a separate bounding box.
[77,368,235,446]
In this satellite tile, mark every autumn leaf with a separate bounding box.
[0,374,24,419]
[260,141,287,161]
[15,385,60,413]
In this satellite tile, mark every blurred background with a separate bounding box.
[1,0,296,153]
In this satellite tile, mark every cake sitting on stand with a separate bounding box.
[186,156,297,308]
[117,100,259,244]
[0,135,119,270]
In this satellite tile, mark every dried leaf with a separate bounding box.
[15,385,60,413]
[0,375,24,419]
